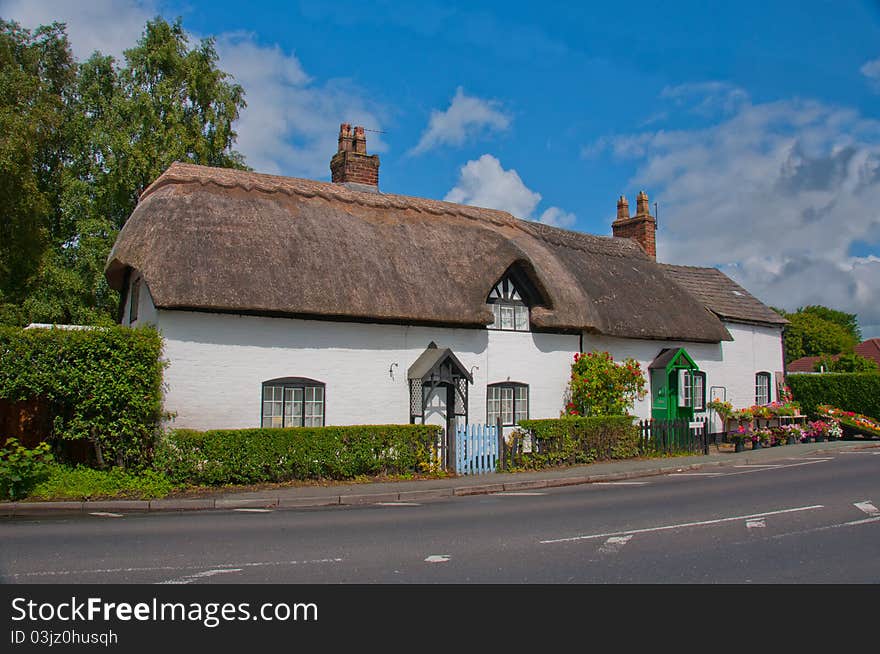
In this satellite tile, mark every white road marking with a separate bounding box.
[540,505,824,544]
[88,512,123,518]
[159,568,242,585]
[10,557,344,579]
[746,519,765,529]
[734,464,782,468]
[737,515,880,545]
[667,473,724,477]
[836,451,880,455]
[591,481,649,486]
[375,502,421,506]
[854,501,880,517]
[598,535,632,554]
[490,492,547,496]
[233,508,274,513]
[424,555,451,563]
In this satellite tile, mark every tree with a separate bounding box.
[0,17,248,326]
[814,353,879,374]
[780,306,861,363]
[0,20,76,316]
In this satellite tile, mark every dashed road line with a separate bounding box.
[746,519,765,529]
[490,492,547,496]
[598,535,632,554]
[233,508,274,513]
[375,502,422,506]
[540,505,824,544]
[88,512,124,518]
[854,501,879,517]
[667,473,724,477]
[159,568,242,585]
[424,555,450,563]
[590,481,650,486]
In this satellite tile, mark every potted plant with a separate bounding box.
[752,427,772,450]
[780,423,803,445]
[729,425,750,453]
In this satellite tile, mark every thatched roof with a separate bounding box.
[659,264,788,327]
[106,163,733,342]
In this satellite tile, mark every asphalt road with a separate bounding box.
[2,449,879,583]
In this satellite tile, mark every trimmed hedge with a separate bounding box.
[789,373,880,419]
[0,325,166,468]
[513,416,639,469]
[155,424,443,485]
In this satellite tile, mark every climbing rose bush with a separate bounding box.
[565,351,647,417]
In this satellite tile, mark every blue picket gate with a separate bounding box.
[455,423,498,475]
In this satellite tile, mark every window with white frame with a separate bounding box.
[755,372,771,406]
[487,383,528,426]
[262,378,325,427]
[692,371,706,411]
[487,277,530,331]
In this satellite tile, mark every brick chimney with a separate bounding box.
[330,123,380,189]
[612,191,657,260]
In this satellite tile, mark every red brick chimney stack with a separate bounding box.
[612,190,657,260]
[331,123,380,188]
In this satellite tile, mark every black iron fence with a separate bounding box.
[637,417,710,455]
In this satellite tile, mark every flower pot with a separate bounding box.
[814,435,826,443]
[734,440,744,453]
[752,440,762,450]
[786,436,796,445]
[828,435,837,442]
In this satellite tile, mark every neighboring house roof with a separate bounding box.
[105,163,738,342]
[787,355,828,373]
[788,339,880,373]
[854,338,880,367]
[659,264,788,327]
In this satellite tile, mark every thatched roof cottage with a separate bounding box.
[106,124,786,437]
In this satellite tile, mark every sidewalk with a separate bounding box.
[2,440,877,516]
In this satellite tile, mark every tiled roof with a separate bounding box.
[787,356,827,373]
[854,338,880,366]
[659,264,788,327]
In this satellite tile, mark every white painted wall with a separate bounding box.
[583,321,785,431]
[156,310,579,431]
[120,274,158,328]
[147,296,782,434]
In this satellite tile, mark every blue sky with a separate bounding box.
[4,1,880,336]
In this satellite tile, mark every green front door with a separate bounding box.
[650,348,698,421]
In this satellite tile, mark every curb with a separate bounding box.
[3,442,876,516]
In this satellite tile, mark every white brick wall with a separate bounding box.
[157,310,579,431]
[150,308,782,433]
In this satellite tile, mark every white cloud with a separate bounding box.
[1,0,387,178]
[444,154,575,228]
[587,82,880,337]
[861,57,880,92]
[214,32,386,177]
[0,0,156,61]
[411,87,510,155]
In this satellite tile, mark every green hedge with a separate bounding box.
[513,416,639,469]
[0,325,165,467]
[789,373,880,419]
[155,424,443,485]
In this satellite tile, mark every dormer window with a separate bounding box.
[487,277,529,331]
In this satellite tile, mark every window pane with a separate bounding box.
[514,305,529,331]
[694,375,705,411]
[488,303,500,330]
[515,386,529,423]
[501,305,514,330]
[284,387,303,427]
[501,387,514,425]
[263,385,284,427]
[304,385,324,427]
[487,387,500,424]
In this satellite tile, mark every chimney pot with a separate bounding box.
[331,124,380,188]
[612,191,656,260]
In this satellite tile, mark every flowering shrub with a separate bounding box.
[781,423,807,443]
[816,406,880,438]
[752,427,772,445]
[565,351,647,417]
